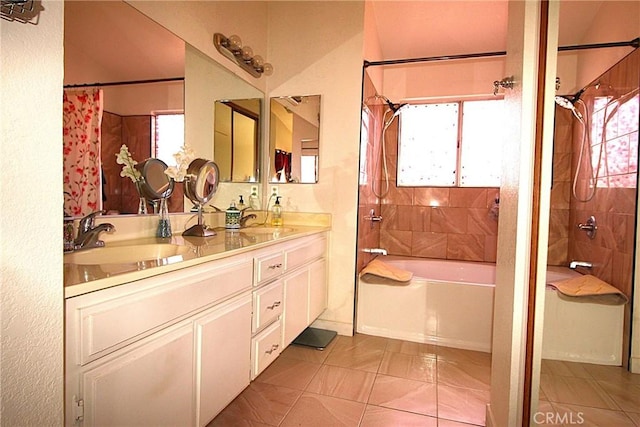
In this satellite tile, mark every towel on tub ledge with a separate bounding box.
[359,258,413,285]
[549,274,628,305]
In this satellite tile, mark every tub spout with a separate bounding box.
[363,248,387,256]
[569,260,592,269]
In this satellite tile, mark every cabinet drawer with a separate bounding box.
[251,320,281,379]
[69,257,253,365]
[254,251,284,285]
[252,280,283,333]
[285,236,326,271]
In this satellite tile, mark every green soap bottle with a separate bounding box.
[271,196,283,227]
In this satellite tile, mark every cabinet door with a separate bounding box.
[282,268,310,347]
[80,323,194,427]
[196,294,252,427]
[308,259,327,323]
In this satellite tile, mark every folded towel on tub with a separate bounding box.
[549,274,628,305]
[359,258,412,285]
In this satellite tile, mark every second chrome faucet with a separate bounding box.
[74,211,115,251]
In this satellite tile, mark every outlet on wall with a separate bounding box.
[271,186,279,197]
[250,185,259,196]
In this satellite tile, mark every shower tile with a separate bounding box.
[550,181,571,210]
[450,188,488,208]
[254,356,322,390]
[382,181,413,205]
[210,381,302,426]
[380,204,401,230]
[539,374,620,410]
[437,384,489,426]
[360,405,438,427]
[551,402,636,426]
[381,230,412,256]
[483,235,498,263]
[547,237,569,266]
[280,393,365,427]
[467,208,498,236]
[414,187,450,207]
[431,207,468,233]
[611,252,632,296]
[446,234,484,262]
[553,152,572,181]
[548,209,570,238]
[368,374,437,416]
[437,359,491,391]
[378,351,437,382]
[305,365,376,403]
[411,206,432,232]
[411,232,447,258]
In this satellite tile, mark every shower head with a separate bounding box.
[554,95,583,119]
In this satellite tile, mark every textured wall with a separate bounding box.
[0,1,65,424]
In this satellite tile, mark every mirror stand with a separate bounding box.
[183,204,216,237]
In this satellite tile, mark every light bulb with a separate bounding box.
[262,63,274,76]
[252,55,264,68]
[241,45,253,61]
[227,35,242,52]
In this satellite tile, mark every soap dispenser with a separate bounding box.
[271,196,283,227]
[237,195,246,210]
[225,200,241,229]
[249,188,260,210]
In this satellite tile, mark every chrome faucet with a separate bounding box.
[239,208,257,227]
[74,211,115,251]
[363,248,388,256]
[569,260,593,269]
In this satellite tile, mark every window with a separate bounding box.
[397,99,504,187]
[152,113,184,166]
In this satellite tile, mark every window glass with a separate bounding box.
[153,113,184,166]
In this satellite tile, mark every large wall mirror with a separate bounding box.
[63,0,264,216]
[214,99,261,183]
[269,95,321,184]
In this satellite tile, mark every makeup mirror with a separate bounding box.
[136,158,175,201]
[183,159,220,237]
[269,95,321,183]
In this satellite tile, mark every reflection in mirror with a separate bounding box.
[136,158,174,201]
[269,95,321,183]
[183,159,220,237]
[214,99,261,183]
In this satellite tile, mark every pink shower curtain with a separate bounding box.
[63,88,103,217]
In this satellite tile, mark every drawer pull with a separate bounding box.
[264,344,280,355]
[268,263,282,270]
[267,301,281,310]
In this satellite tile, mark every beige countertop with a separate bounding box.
[64,225,329,299]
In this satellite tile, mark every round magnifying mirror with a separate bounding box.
[184,158,219,205]
[183,159,220,237]
[136,158,174,200]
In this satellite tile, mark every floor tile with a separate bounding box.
[368,374,437,417]
[209,382,301,426]
[438,359,491,391]
[540,359,593,379]
[280,392,366,427]
[385,338,439,358]
[324,346,385,373]
[626,412,640,426]
[533,400,563,426]
[438,419,484,427]
[279,343,333,364]
[360,405,438,426]
[332,334,389,353]
[540,373,620,410]
[437,384,489,426]
[254,356,321,390]
[551,402,636,426]
[584,364,640,385]
[596,380,640,412]
[305,364,376,403]
[378,351,437,382]
[437,347,491,367]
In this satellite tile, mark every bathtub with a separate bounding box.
[356,257,625,364]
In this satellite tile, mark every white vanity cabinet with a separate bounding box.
[65,254,253,427]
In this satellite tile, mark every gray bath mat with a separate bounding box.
[292,327,337,351]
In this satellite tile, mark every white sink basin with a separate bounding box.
[64,244,192,265]
[240,227,294,234]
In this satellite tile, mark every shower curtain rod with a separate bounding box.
[363,37,639,68]
[63,77,184,89]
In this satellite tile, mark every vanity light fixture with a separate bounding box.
[213,32,273,78]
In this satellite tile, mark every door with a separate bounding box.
[489,1,558,426]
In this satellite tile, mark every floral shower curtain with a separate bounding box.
[63,88,103,217]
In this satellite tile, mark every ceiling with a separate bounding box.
[368,0,608,61]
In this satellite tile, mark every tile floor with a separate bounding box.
[208,333,640,426]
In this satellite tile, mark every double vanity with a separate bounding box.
[64,222,329,426]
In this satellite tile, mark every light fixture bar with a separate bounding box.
[213,32,273,78]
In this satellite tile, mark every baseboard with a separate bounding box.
[631,356,640,374]
[310,318,353,336]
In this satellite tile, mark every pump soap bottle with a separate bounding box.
[271,196,283,226]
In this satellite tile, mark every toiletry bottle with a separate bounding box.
[225,200,241,229]
[271,196,283,227]
[237,195,246,210]
[156,197,172,238]
[249,188,260,210]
